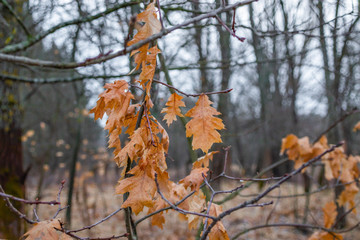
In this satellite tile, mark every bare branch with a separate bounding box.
[0,1,141,53]
[0,0,257,68]
[201,142,344,239]
[1,0,31,36]
[0,185,36,224]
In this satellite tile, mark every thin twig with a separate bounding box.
[53,180,66,219]
[0,0,257,68]
[201,142,344,239]
[1,0,31,36]
[0,192,59,205]
[215,14,245,42]
[154,174,217,220]
[313,108,359,143]
[156,0,165,30]
[153,79,233,97]
[0,185,35,224]
[67,208,123,233]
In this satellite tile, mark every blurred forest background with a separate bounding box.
[0,0,360,238]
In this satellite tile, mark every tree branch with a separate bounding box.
[0,0,257,68]
[201,142,344,239]
[0,1,141,53]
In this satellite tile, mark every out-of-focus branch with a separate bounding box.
[1,0,31,36]
[313,108,359,143]
[0,0,257,68]
[0,1,141,53]
[66,207,123,233]
[153,79,232,97]
[0,191,59,205]
[0,185,35,224]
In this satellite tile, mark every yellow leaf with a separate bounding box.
[22,219,61,240]
[161,93,185,126]
[185,95,225,153]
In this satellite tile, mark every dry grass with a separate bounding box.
[26,177,360,240]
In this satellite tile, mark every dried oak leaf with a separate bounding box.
[193,151,219,169]
[205,203,230,240]
[161,92,185,126]
[22,219,61,240]
[337,182,359,212]
[323,201,337,228]
[185,95,225,153]
[116,165,156,215]
[179,167,208,191]
[186,191,206,230]
[128,3,161,71]
[89,80,134,132]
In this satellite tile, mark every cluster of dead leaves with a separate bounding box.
[281,122,360,240]
[90,3,228,240]
[23,3,228,240]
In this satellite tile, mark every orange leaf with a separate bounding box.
[185,95,225,153]
[116,127,146,169]
[323,201,337,228]
[206,203,230,240]
[22,219,61,240]
[337,183,359,211]
[193,151,218,169]
[128,3,161,71]
[161,93,185,126]
[353,121,360,132]
[180,168,208,191]
[280,134,298,155]
[186,191,206,230]
[89,80,134,132]
[116,165,156,215]
[309,232,343,240]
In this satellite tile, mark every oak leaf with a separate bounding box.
[280,134,298,155]
[180,167,208,191]
[186,191,206,230]
[161,92,185,126]
[116,165,156,215]
[22,219,61,240]
[89,80,134,132]
[185,95,225,153]
[323,201,337,228]
[193,151,218,169]
[206,203,230,240]
[128,3,161,71]
[116,127,146,169]
[337,183,358,211]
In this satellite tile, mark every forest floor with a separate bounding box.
[26,173,360,240]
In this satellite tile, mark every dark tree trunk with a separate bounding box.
[0,124,24,238]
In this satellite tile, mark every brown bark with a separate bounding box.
[0,124,24,238]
